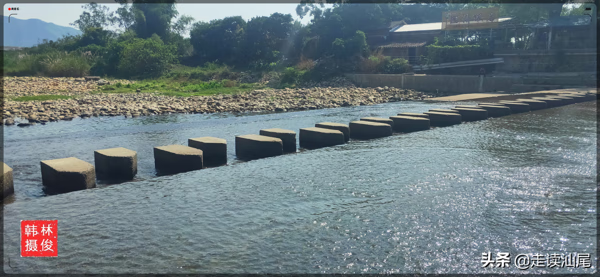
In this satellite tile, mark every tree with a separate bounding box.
[244,13,294,63]
[71,2,115,31]
[190,16,247,65]
[117,34,177,77]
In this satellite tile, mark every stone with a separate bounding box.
[94,147,138,180]
[5,119,14,125]
[389,116,430,132]
[398,112,429,118]
[513,99,548,110]
[423,112,462,127]
[259,128,297,153]
[299,127,345,149]
[315,122,350,142]
[496,101,531,113]
[17,123,32,127]
[476,105,512,117]
[41,157,96,193]
[235,134,283,161]
[154,145,204,174]
[450,108,488,121]
[360,117,394,127]
[349,121,392,139]
[2,162,14,199]
[84,76,101,81]
[188,137,227,166]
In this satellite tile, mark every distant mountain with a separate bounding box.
[3,16,82,47]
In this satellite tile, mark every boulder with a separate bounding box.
[476,105,512,117]
[94,147,138,180]
[259,128,297,153]
[299,127,345,149]
[188,137,227,166]
[360,117,394,127]
[41,157,96,193]
[235,134,283,161]
[389,116,430,132]
[154,145,203,174]
[450,108,488,121]
[315,122,350,142]
[349,121,392,139]
[423,112,462,127]
[2,162,14,199]
[397,112,429,118]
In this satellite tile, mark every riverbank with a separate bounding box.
[3,77,436,126]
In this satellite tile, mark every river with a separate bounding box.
[2,100,597,274]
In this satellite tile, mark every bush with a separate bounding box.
[296,58,315,71]
[117,35,177,78]
[383,58,411,74]
[425,44,490,64]
[4,51,92,77]
[279,67,308,87]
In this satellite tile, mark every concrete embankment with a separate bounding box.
[4,89,594,197]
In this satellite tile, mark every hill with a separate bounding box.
[3,16,82,47]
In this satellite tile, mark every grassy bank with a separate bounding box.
[11,95,74,102]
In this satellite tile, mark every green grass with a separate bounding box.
[11,95,74,101]
[95,78,264,97]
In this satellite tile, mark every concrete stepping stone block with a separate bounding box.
[300,127,345,149]
[235,134,283,160]
[514,99,548,110]
[360,117,394,127]
[398,112,429,118]
[315,122,350,142]
[94,147,138,180]
[558,94,586,103]
[2,162,14,199]
[531,97,563,108]
[548,96,575,105]
[259,128,297,153]
[423,112,462,127]
[450,108,488,121]
[496,101,531,113]
[41,157,96,192]
[188,137,227,166]
[349,121,392,140]
[389,116,430,132]
[476,105,512,117]
[429,109,459,114]
[154,145,203,174]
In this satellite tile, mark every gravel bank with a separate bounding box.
[3,77,435,126]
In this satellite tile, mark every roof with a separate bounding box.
[393,17,512,33]
[524,16,591,28]
[377,42,427,49]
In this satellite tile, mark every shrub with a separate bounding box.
[425,44,491,64]
[383,58,411,74]
[117,35,177,78]
[296,58,315,71]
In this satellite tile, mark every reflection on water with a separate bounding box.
[2,100,597,274]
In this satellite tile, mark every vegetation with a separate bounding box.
[3,1,588,85]
[11,95,74,102]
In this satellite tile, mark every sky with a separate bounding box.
[3,3,322,33]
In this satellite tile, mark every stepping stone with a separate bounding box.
[429,109,459,114]
[548,96,575,105]
[188,137,227,166]
[2,162,14,199]
[477,102,505,106]
[259,128,297,153]
[360,117,394,127]
[315,122,350,142]
[450,108,488,121]
[94,147,138,180]
[454,105,480,109]
[349,121,392,140]
[154,145,203,174]
[531,97,563,108]
[299,127,345,149]
[41,157,96,193]
[423,112,462,127]
[389,116,430,132]
[514,99,548,110]
[497,101,531,113]
[476,105,512,117]
[558,94,586,103]
[398,112,429,118]
[235,134,282,161]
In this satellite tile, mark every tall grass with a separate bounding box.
[4,51,93,77]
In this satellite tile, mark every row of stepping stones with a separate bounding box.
[1,91,596,198]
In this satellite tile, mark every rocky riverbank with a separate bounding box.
[3,77,437,126]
